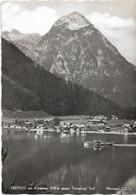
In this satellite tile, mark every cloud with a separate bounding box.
[1,4,136,65]
[2,2,59,35]
[2,2,21,31]
[87,12,136,65]
[87,12,135,30]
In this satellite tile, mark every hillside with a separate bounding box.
[2,38,121,116]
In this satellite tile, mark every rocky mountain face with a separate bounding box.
[2,29,41,59]
[35,12,136,108]
[2,38,122,116]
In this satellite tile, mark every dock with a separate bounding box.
[113,144,136,147]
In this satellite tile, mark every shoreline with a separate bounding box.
[85,131,136,135]
[2,127,136,135]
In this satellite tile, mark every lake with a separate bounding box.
[2,130,136,194]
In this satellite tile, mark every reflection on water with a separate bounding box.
[2,130,136,194]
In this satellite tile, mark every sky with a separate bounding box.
[1,0,136,65]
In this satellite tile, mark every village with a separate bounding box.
[2,114,136,136]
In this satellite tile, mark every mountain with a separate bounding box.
[35,12,136,108]
[2,29,41,59]
[2,38,122,116]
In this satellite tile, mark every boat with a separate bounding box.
[84,140,114,148]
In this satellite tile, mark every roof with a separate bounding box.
[74,124,85,127]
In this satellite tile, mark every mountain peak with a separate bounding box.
[68,11,84,17]
[54,12,90,30]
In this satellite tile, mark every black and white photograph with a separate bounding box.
[1,0,136,194]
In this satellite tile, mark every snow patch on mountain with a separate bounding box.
[54,12,90,30]
[84,29,94,36]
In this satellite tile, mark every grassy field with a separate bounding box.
[107,119,135,127]
[2,109,50,118]
[2,109,50,123]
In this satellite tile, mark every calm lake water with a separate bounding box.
[2,130,136,194]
